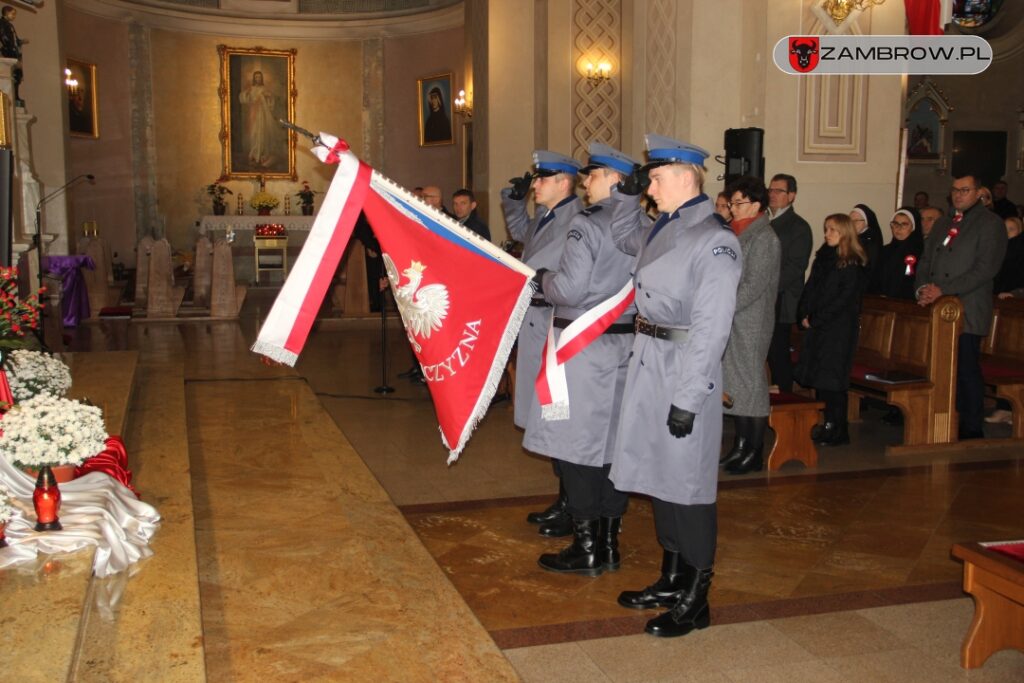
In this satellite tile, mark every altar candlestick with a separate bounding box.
[237,194,244,215]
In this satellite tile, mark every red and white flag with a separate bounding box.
[252,133,534,463]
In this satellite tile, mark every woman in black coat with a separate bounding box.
[869,207,924,300]
[794,213,868,446]
[850,203,883,286]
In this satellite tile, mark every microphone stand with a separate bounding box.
[33,173,94,349]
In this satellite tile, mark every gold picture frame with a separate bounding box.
[417,72,454,147]
[218,45,297,180]
[67,58,98,139]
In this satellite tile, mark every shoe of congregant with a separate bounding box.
[984,409,1013,424]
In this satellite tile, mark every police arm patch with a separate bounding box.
[567,229,584,241]
[712,245,737,260]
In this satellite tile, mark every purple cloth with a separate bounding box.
[42,254,94,327]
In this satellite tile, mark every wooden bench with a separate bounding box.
[951,540,1024,669]
[847,295,963,451]
[982,297,1024,440]
[767,391,824,470]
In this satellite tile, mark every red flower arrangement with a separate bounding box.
[0,266,43,345]
[254,224,287,238]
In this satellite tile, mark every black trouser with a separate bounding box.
[816,388,848,426]
[560,462,629,519]
[957,333,984,434]
[651,499,717,570]
[767,322,795,393]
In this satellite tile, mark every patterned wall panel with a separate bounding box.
[798,0,869,161]
[644,0,676,137]
[571,0,621,161]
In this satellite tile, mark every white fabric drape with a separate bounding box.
[0,458,160,578]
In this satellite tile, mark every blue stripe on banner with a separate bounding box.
[378,187,504,266]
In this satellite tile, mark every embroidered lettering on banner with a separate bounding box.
[712,246,737,260]
[567,229,584,241]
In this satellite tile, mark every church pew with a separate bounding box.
[846,295,963,452]
[982,297,1024,440]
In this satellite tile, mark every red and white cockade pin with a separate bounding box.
[904,254,917,276]
[942,227,959,248]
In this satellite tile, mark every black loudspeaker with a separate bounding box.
[0,149,11,267]
[723,127,764,184]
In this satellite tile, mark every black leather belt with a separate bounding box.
[553,317,634,334]
[529,298,552,307]
[635,315,689,342]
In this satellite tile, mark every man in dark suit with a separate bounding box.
[765,173,812,393]
[915,172,1008,439]
[451,188,491,241]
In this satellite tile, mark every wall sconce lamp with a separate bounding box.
[63,68,79,96]
[583,61,612,86]
[820,0,885,26]
[454,89,472,118]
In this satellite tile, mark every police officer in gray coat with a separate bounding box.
[526,143,639,576]
[502,151,584,537]
[608,135,742,638]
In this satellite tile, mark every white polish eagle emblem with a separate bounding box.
[383,254,450,353]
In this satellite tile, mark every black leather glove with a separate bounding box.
[508,172,533,200]
[531,268,548,295]
[617,166,648,196]
[667,405,695,438]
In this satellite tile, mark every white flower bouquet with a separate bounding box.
[6,350,72,402]
[0,394,107,469]
[0,485,14,524]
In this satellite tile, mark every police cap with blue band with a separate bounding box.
[532,150,582,177]
[642,134,710,171]
[580,142,640,176]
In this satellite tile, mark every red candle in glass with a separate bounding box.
[33,466,63,532]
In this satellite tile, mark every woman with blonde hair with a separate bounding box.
[794,214,868,446]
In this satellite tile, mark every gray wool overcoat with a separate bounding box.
[501,190,584,427]
[723,213,781,417]
[522,197,637,466]
[607,191,742,505]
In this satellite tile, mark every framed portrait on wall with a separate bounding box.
[418,73,454,147]
[66,59,98,138]
[218,45,297,180]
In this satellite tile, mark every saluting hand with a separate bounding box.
[667,405,695,438]
[508,172,533,200]
[617,167,649,196]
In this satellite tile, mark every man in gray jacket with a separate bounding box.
[765,173,812,394]
[502,151,584,537]
[916,172,1008,439]
[609,135,741,638]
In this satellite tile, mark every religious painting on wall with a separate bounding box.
[417,73,454,147]
[66,59,98,138]
[218,45,297,180]
[905,77,952,165]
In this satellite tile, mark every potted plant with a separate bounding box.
[250,191,280,216]
[6,349,72,402]
[0,266,43,356]
[0,485,13,547]
[0,394,108,482]
[295,181,318,216]
[206,181,233,216]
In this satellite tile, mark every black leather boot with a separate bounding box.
[527,482,568,525]
[645,564,713,638]
[821,421,850,446]
[599,517,622,572]
[725,416,766,475]
[811,421,836,444]
[719,416,748,467]
[618,550,686,609]
[538,513,574,537]
[538,518,603,576]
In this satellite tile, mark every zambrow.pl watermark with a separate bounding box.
[774,35,992,75]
